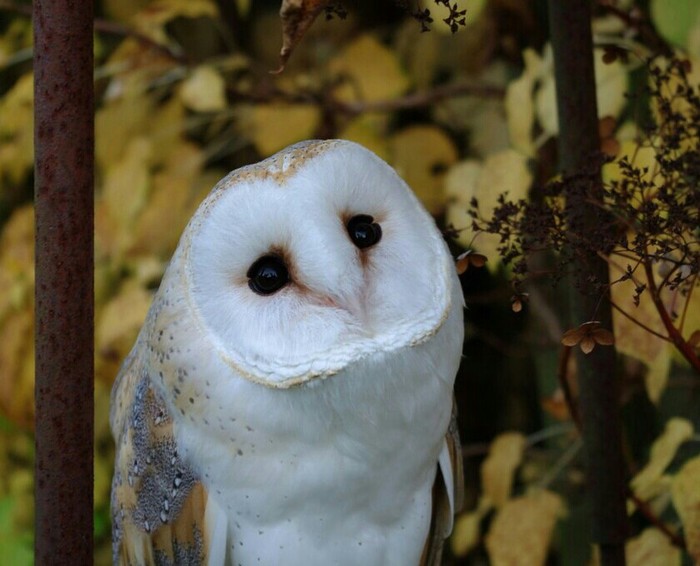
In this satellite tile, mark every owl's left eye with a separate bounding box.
[247,255,289,295]
[347,214,382,249]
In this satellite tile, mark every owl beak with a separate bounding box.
[333,294,375,338]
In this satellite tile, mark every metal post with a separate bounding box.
[547,1,628,565]
[33,0,95,563]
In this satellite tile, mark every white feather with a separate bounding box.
[113,140,465,566]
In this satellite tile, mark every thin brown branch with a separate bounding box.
[93,20,190,64]
[627,489,686,549]
[335,81,506,116]
[609,301,671,342]
[557,346,582,432]
[677,272,698,334]
[643,253,700,373]
[228,80,505,122]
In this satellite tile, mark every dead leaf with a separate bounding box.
[456,250,488,274]
[276,0,333,73]
[561,321,615,354]
[481,432,527,507]
[630,417,694,501]
[670,455,700,562]
[485,490,564,566]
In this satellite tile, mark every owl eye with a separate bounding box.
[347,215,382,249]
[247,255,289,295]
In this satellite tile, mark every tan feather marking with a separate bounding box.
[420,398,464,566]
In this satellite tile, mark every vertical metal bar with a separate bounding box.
[547,2,628,565]
[33,1,94,563]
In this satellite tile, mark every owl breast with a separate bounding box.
[168,268,463,565]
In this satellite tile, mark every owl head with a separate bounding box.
[167,139,459,388]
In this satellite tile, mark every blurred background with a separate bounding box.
[0,0,699,563]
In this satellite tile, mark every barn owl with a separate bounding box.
[110,139,465,566]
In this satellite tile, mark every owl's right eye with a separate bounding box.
[347,214,382,249]
[247,255,289,295]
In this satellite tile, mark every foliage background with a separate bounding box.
[0,0,698,563]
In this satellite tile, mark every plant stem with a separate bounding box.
[547,2,628,564]
[642,256,700,372]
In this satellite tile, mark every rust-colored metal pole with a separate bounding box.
[34,0,94,563]
[547,1,627,565]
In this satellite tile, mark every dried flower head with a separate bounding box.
[561,321,615,354]
[456,250,488,274]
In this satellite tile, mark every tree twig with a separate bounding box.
[627,489,686,549]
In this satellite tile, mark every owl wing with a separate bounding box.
[110,344,229,566]
[420,398,465,566]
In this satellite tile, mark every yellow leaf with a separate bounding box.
[485,490,564,566]
[0,73,34,184]
[609,251,669,401]
[97,137,153,259]
[610,247,698,401]
[95,92,155,171]
[95,283,153,385]
[328,34,410,104]
[0,308,34,429]
[505,49,542,157]
[103,0,151,23]
[0,205,34,318]
[445,159,482,248]
[339,115,390,162]
[446,150,533,268]
[602,140,664,195]
[429,0,487,35]
[235,0,251,18]
[481,432,527,508]
[147,96,187,168]
[535,46,628,138]
[630,418,694,500]
[671,456,700,562]
[133,0,219,43]
[626,528,681,566]
[131,143,205,258]
[180,65,227,112]
[451,497,491,557]
[649,55,700,123]
[245,104,320,156]
[389,126,458,214]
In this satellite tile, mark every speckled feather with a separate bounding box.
[110,140,465,565]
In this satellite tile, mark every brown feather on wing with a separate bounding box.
[111,358,212,566]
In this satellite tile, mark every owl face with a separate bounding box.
[179,140,455,388]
